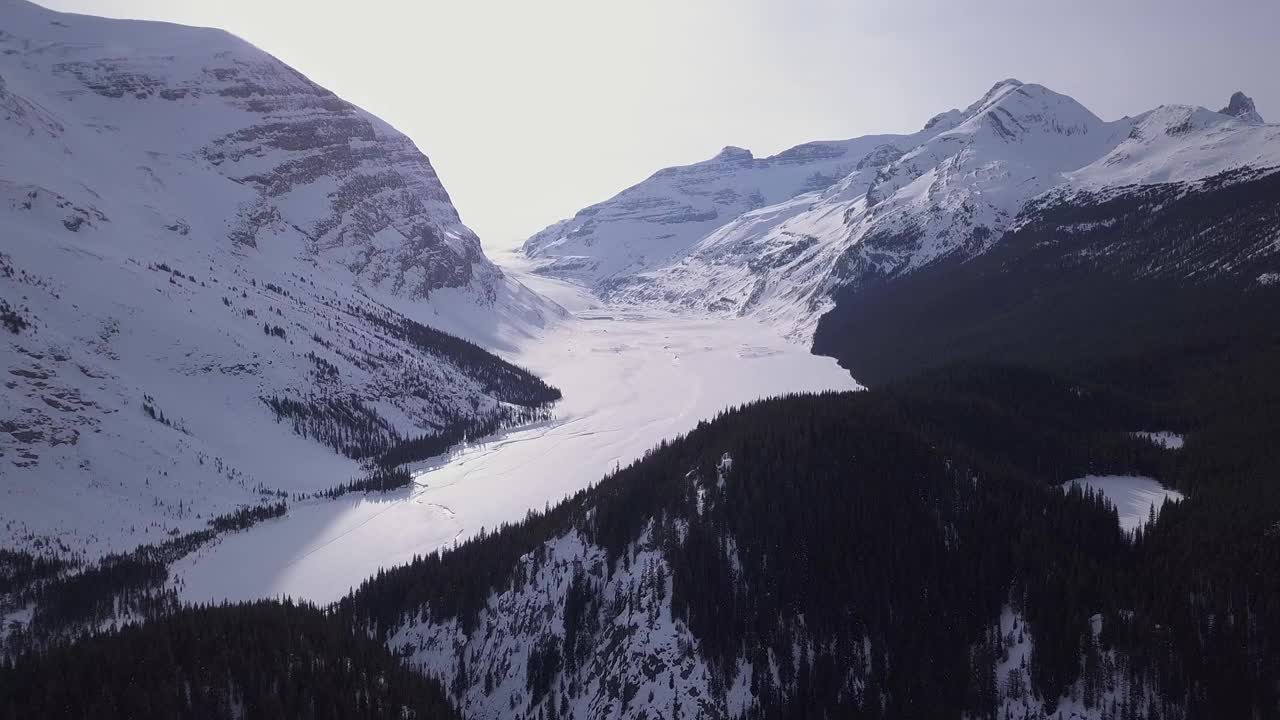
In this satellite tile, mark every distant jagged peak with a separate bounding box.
[920,79,1030,134]
[973,80,1070,114]
[711,145,755,163]
[1219,91,1264,124]
[1128,103,1237,139]
[950,79,1105,141]
[966,78,1026,112]
[923,109,964,133]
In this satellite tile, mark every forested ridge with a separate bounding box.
[814,168,1280,386]
[0,602,459,720]
[340,334,1280,718]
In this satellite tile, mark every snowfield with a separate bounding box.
[174,254,860,604]
[1062,475,1185,533]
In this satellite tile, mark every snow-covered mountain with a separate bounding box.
[522,133,926,284]
[528,80,1279,337]
[0,0,558,559]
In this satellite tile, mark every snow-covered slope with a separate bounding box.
[538,80,1280,338]
[1060,99,1278,191]
[0,0,558,559]
[392,527,736,720]
[393,528,1156,720]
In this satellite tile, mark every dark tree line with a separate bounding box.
[316,467,412,499]
[377,403,550,469]
[262,393,399,460]
[208,501,287,532]
[262,394,551,468]
[349,302,561,407]
[3,502,287,653]
[0,601,458,720]
[0,550,70,597]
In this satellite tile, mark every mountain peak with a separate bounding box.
[712,145,754,163]
[923,109,964,133]
[960,78,1045,121]
[968,78,1025,107]
[955,79,1102,143]
[1219,91,1264,124]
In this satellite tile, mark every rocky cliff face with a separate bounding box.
[0,0,495,300]
[192,60,497,299]
[1220,91,1265,125]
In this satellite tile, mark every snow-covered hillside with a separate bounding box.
[384,450,1165,720]
[392,530,1158,720]
[392,526,738,720]
[530,80,1280,338]
[0,0,558,559]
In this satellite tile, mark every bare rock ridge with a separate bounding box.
[712,145,754,162]
[1220,90,1264,124]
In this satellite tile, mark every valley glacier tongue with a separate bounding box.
[173,255,859,605]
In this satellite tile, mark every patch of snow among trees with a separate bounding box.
[1061,476,1185,533]
[1133,431,1185,450]
[989,605,1157,720]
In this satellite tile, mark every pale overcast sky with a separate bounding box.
[34,0,1280,250]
